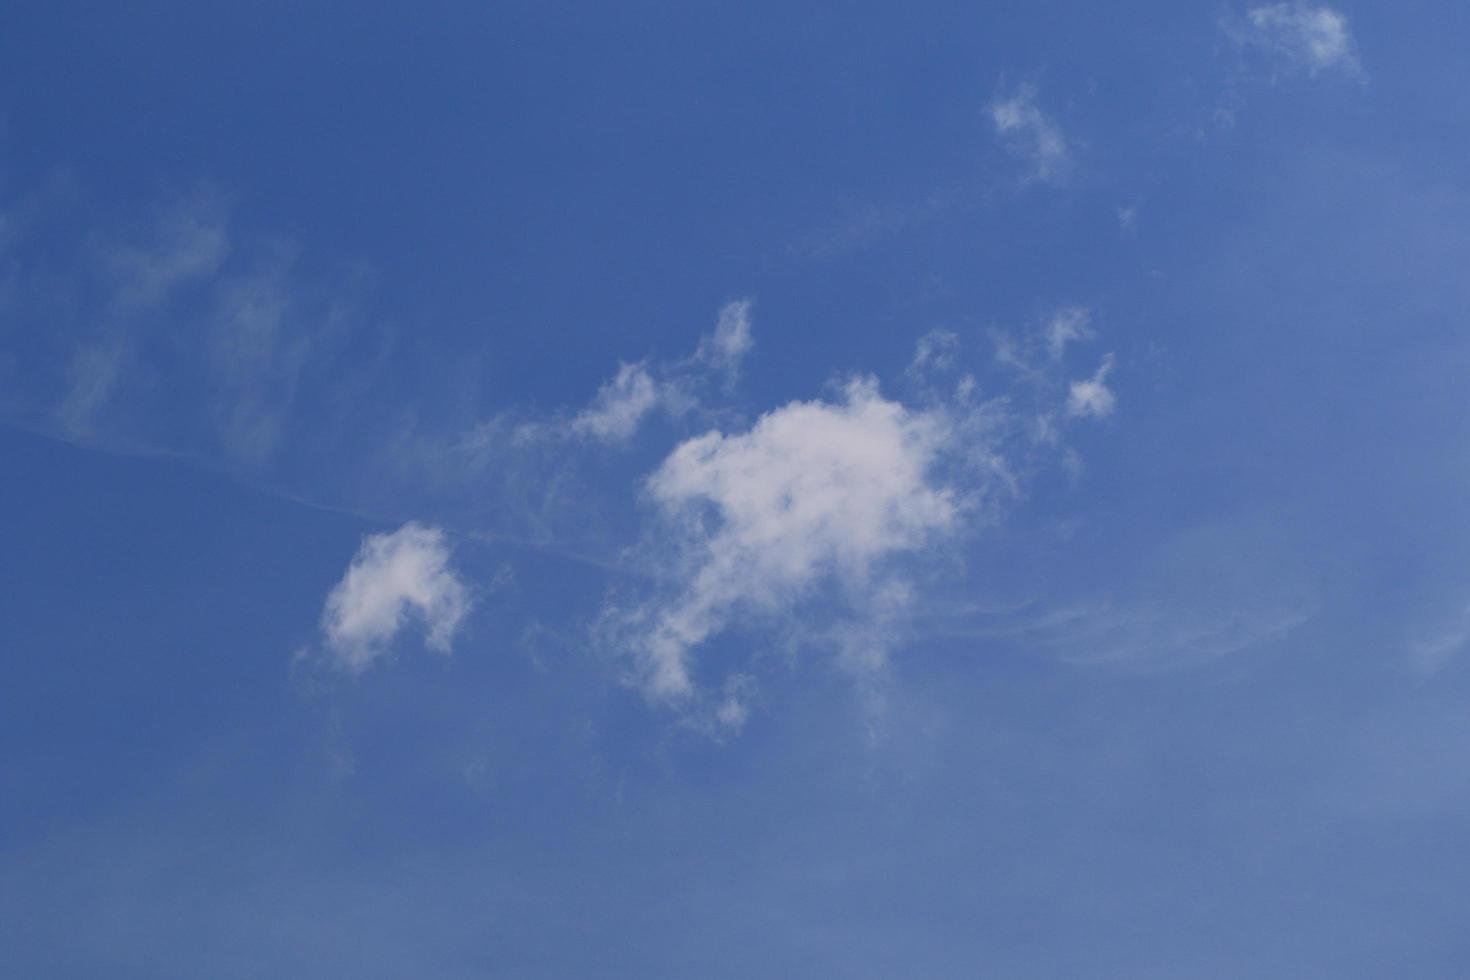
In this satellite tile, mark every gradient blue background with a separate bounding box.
[4,2,1470,976]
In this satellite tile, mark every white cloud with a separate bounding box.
[570,361,665,443]
[610,376,963,700]
[1239,3,1359,76]
[1045,307,1092,361]
[990,85,1070,185]
[1067,354,1117,418]
[563,299,755,444]
[319,522,472,673]
[693,299,754,387]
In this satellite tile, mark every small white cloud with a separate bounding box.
[319,522,472,673]
[1045,307,1093,361]
[710,673,758,737]
[566,300,756,445]
[1067,354,1117,419]
[1240,3,1359,76]
[570,362,664,443]
[693,298,754,387]
[990,85,1070,184]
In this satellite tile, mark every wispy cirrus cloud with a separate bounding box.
[1,185,384,470]
[101,189,229,311]
[1066,354,1117,419]
[936,519,1319,672]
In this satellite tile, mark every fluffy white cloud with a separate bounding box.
[1241,3,1358,76]
[615,376,960,700]
[319,522,472,672]
[1067,355,1117,419]
[990,85,1070,184]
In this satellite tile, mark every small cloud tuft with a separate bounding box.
[990,84,1071,185]
[318,522,472,673]
[1066,354,1117,419]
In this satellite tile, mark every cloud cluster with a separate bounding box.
[4,179,1121,735]
[532,299,754,447]
[318,522,472,673]
[604,315,1117,724]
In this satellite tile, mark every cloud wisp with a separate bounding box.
[1232,3,1360,78]
[934,519,1319,672]
[501,298,755,449]
[1067,354,1117,419]
[990,84,1071,185]
[1,186,384,472]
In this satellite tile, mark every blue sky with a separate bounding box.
[4,2,1470,976]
